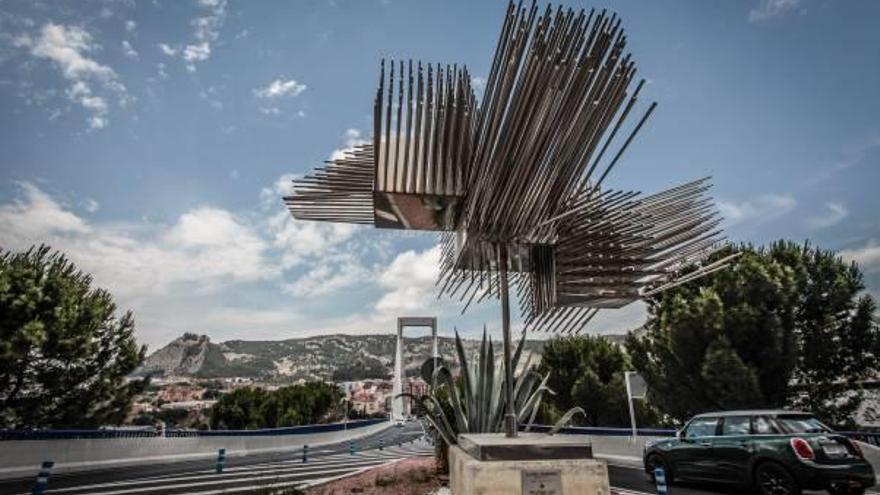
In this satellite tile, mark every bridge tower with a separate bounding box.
[391,317,438,422]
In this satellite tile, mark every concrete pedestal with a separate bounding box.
[449,433,610,495]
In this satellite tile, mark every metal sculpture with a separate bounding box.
[285,2,734,437]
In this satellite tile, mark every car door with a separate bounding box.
[667,416,721,480]
[710,415,754,485]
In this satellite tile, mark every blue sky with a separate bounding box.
[1,0,878,350]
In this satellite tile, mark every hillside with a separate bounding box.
[136,332,632,382]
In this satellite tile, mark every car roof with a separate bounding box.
[691,410,811,419]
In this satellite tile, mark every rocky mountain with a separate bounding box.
[135,332,631,382]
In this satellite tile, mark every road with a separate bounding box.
[607,462,879,495]
[0,424,431,495]
[0,426,873,495]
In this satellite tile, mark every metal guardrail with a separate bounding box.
[525,425,676,437]
[528,425,880,447]
[0,419,386,441]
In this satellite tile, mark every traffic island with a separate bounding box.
[449,433,610,495]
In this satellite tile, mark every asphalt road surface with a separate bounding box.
[0,425,875,495]
[0,423,432,495]
[606,461,880,495]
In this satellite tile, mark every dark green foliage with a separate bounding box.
[774,241,879,425]
[0,245,147,428]
[627,241,880,426]
[538,335,660,427]
[209,382,341,429]
[331,357,388,381]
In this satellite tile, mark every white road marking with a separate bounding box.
[24,442,434,495]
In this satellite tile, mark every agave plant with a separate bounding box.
[402,328,584,446]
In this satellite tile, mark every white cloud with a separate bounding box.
[807,202,847,230]
[260,173,299,205]
[266,210,358,269]
[588,301,648,335]
[157,0,226,71]
[717,193,797,226]
[0,182,276,301]
[254,78,307,99]
[183,42,210,62]
[66,80,109,129]
[125,20,136,33]
[749,0,801,22]
[158,43,178,56]
[156,62,169,81]
[14,23,126,128]
[83,198,100,213]
[0,178,419,349]
[0,182,90,238]
[329,128,369,160]
[121,40,138,59]
[840,241,880,275]
[20,23,116,81]
[374,245,441,314]
[282,253,371,298]
[260,173,360,271]
[471,76,486,95]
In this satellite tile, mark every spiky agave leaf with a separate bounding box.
[453,331,476,430]
[523,391,544,432]
[517,372,552,423]
[412,328,579,443]
[432,364,468,433]
[548,407,586,435]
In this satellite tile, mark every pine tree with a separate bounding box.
[626,242,880,426]
[0,245,146,428]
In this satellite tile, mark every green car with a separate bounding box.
[643,410,876,495]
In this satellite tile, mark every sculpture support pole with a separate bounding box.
[499,245,517,438]
[392,319,403,422]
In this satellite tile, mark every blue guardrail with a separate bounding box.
[527,424,880,447]
[0,419,386,441]
[525,425,677,437]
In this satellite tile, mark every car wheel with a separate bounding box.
[645,454,673,485]
[755,462,801,495]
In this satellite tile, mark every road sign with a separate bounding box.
[627,372,647,399]
[625,371,648,441]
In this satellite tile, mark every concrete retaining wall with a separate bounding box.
[0,421,390,480]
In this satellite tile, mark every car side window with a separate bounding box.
[684,417,719,438]
[721,416,751,436]
[753,416,778,434]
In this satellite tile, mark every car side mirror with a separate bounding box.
[675,429,682,440]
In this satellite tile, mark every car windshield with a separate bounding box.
[775,415,831,433]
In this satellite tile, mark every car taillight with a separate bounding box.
[790,437,815,460]
[846,439,864,458]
